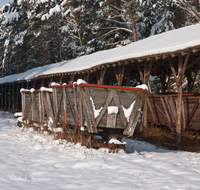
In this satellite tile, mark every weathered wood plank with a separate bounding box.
[77,86,83,127]
[73,86,78,131]
[43,92,55,127]
[186,99,200,129]
[164,96,175,124]
[84,87,98,133]
[123,91,145,136]
[147,97,157,123]
[96,90,115,126]
[82,90,93,132]
[160,97,171,126]
[112,90,127,127]
[65,88,75,121]
[168,96,177,123]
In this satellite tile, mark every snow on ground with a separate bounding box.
[0,112,200,190]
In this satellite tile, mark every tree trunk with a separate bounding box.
[130,10,137,42]
[114,0,123,41]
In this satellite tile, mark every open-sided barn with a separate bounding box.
[1,23,200,144]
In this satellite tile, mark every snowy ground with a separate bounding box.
[0,112,200,190]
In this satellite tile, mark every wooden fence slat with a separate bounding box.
[43,92,55,128]
[73,86,78,131]
[85,87,98,133]
[165,96,175,124]
[82,90,93,132]
[147,97,157,123]
[65,88,75,121]
[186,99,200,129]
[63,87,67,125]
[168,96,177,122]
[160,97,171,126]
[77,86,83,127]
[149,98,168,119]
[182,99,186,131]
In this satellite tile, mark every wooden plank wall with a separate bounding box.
[21,84,146,136]
[147,94,200,130]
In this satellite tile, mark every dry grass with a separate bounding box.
[133,124,200,152]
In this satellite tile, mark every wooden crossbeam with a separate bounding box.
[186,55,200,70]
[168,57,178,85]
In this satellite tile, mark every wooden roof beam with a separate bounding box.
[146,57,154,61]
[125,60,131,65]
[186,55,200,70]
[138,58,144,63]
[171,53,178,58]
[192,48,200,54]
[163,54,168,59]
[131,59,136,63]
[155,56,162,61]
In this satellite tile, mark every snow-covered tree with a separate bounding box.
[173,0,200,22]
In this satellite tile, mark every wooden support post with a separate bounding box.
[38,92,42,125]
[16,83,19,111]
[31,92,34,122]
[59,75,63,85]
[138,60,153,133]
[176,84,182,145]
[114,64,125,86]
[48,77,53,88]
[186,70,192,93]
[40,78,45,88]
[1,85,4,110]
[84,72,90,83]
[63,87,67,125]
[8,84,11,112]
[21,91,25,121]
[69,74,74,84]
[4,85,8,111]
[73,86,78,132]
[52,87,58,123]
[77,86,83,127]
[169,51,190,145]
[12,84,15,112]
[142,61,148,132]
[176,55,183,145]
[96,67,107,85]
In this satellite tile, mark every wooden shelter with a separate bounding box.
[1,23,200,144]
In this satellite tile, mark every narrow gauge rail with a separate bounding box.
[20,83,147,150]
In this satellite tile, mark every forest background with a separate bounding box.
[0,0,200,92]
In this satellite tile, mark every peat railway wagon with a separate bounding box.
[147,93,200,130]
[51,83,147,138]
[21,83,147,149]
[21,88,54,126]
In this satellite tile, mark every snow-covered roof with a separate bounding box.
[1,23,200,84]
